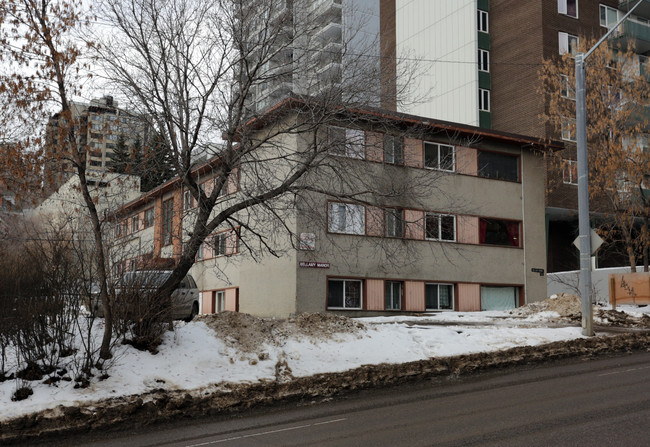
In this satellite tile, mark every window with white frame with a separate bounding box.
[424,142,455,171]
[600,4,622,28]
[328,278,362,309]
[183,190,193,211]
[213,232,228,257]
[197,242,204,260]
[425,213,456,242]
[385,208,404,238]
[144,208,155,228]
[558,32,578,56]
[477,10,488,33]
[385,281,403,310]
[479,88,490,112]
[561,117,576,142]
[131,215,139,233]
[162,198,174,246]
[563,159,578,185]
[328,127,365,159]
[425,283,454,310]
[560,74,575,99]
[558,0,578,18]
[478,49,489,72]
[384,134,403,165]
[328,202,365,235]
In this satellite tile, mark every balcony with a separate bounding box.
[611,19,650,53]
[619,1,650,20]
[309,0,342,22]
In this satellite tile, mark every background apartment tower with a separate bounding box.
[45,95,145,191]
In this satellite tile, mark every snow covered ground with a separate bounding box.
[1,299,648,422]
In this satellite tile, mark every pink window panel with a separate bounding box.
[405,209,425,240]
[456,146,478,175]
[226,168,239,194]
[201,292,213,314]
[365,131,384,162]
[366,279,384,310]
[404,281,425,311]
[403,138,424,168]
[457,283,481,311]
[366,206,385,237]
[457,215,479,244]
[225,230,238,254]
[225,289,237,311]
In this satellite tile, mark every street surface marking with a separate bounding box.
[185,418,347,446]
[598,365,650,377]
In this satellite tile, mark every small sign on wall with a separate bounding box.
[299,261,330,269]
[299,232,315,250]
[531,268,545,276]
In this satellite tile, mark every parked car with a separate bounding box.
[89,270,200,322]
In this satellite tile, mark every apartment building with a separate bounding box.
[45,96,145,191]
[243,0,383,114]
[111,100,560,317]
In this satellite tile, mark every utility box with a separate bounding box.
[609,272,650,309]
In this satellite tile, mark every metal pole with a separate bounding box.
[575,53,593,336]
[574,0,644,337]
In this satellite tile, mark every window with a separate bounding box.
[477,10,488,33]
[425,213,456,242]
[328,127,365,159]
[477,151,520,182]
[424,142,455,171]
[600,5,622,28]
[144,208,155,228]
[384,135,403,165]
[479,88,490,112]
[558,0,578,18]
[328,202,365,235]
[215,291,226,312]
[478,49,489,72]
[385,208,404,238]
[184,190,193,211]
[131,215,139,233]
[162,198,174,246]
[426,283,454,310]
[560,74,575,100]
[328,279,362,309]
[563,159,578,185]
[558,32,578,56]
[213,232,228,257]
[385,281,403,310]
[479,218,520,247]
[197,242,204,260]
[89,160,102,167]
[481,286,519,311]
[561,117,576,142]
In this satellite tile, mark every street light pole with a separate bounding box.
[574,0,644,336]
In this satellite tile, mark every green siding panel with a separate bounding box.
[478,0,489,12]
[478,31,490,50]
[479,111,492,129]
[479,71,491,89]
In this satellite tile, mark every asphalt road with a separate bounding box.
[65,352,650,447]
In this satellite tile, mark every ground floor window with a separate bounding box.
[425,283,454,310]
[385,281,403,310]
[328,279,362,309]
[481,286,518,311]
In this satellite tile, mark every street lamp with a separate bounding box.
[575,0,645,336]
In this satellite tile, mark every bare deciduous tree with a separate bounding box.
[540,38,650,272]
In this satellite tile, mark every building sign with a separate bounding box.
[531,268,545,276]
[299,232,316,250]
[299,261,330,269]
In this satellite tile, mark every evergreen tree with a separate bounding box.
[140,131,175,191]
[108,134,132,174]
